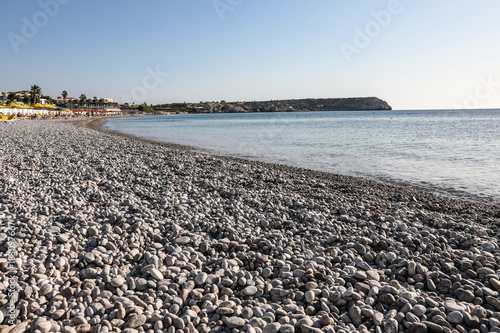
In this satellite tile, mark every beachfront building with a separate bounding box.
[67,97,120,111]
[56,96,78,105]
[0,90,31,103]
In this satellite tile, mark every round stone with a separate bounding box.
[195,272,208,285]
[63,326,77,333]
[305,282,318,290]
[262,267,273,278]
[349,306,362,326]
[458,290,475,302]
[175,236,190,245]
[297,317,314,328]
[243,286,258,296]
[225,317,245,328]
[490,278,500,291]
[447,311,464,324]
[379,293,395,305]
[373,312,384,326]
[35,321,52,333]
[80,268,98,279]
[169,304,180,315]
[125,314,147,328]
[304,290,315,303]
[217,307,234,315]
[263,323,281,333]
[412,304,426,317]
[444,300,465,312]
[57,234,70,243]
[149,268,163,281]
[54,257,66,268]
[40,283,53,296]
[384,318,398,333]
[409,322,428,333]
[111,276,125,287]
[481,242,497,252]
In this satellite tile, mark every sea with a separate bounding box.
[103,109,500,204]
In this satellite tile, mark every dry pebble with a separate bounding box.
[0,119,499,333]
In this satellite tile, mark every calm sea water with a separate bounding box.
[104,110,500,203]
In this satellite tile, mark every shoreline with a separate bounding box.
[88,117,499,216]
[98,113,500,206]
[1,119,499,333]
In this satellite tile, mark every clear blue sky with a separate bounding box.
[1,0,500,110]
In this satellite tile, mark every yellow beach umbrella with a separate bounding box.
[34,103,45,109]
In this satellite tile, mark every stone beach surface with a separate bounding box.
[1,119,500,333]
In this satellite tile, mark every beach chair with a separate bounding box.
[2,115,19,124]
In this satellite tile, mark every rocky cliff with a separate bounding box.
[243,97,392,112]
[155,97,392,113]
[200,97,392,113]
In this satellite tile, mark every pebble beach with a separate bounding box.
[1,119,500,333]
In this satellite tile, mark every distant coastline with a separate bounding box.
[153,97,392,114]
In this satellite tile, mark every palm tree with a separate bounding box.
[62,90,68,102]
[79,94,87,107]
[30,85,41,104]
[7,92,17,103]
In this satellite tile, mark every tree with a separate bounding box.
[7,92,17,103]
[79,94,87,104]
[42,95,57,105]
[138,103,153,112]
[23,96,32,105]
[30,85,41,104]
[62,90,68,102]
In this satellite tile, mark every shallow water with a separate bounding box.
[104,110,500,203]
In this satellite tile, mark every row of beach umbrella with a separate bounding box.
[0,102,59,109]
[0,102,75,116]
[1,103,125,117]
